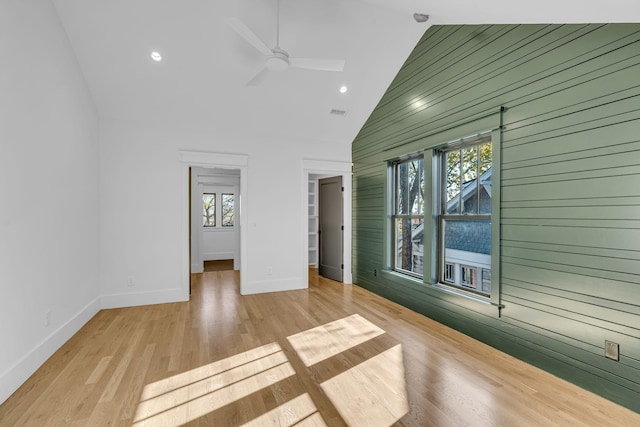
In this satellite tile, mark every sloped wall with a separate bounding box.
[352,24,640,412]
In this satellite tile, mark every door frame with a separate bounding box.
[302,159,352,285]
[180,150,249,297]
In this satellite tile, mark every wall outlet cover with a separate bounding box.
[604,340,619,361]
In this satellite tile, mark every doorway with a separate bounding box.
[190,167,241,274]
[180,151,248,298]
[303,159,352,286]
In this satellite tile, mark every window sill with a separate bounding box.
[431,282,491,305]
[381,269,424,285]
[379,270,499,316]
[203,227,236,232]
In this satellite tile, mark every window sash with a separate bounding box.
[439,137,491,216]
[391,214,424,277]
[437,216,492,297]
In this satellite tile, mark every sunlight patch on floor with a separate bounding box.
[320,344,409,426]
[240,393,326,427]
[133,343,294,426]
[286,314,385,367]
[134,315,408,426]
[139,342,283,401]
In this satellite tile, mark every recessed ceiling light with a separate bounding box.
[339,85,348,94]
[150,51,162,62]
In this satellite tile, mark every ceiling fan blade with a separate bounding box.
[227,18,273,57]
[289,58,345,72]
[246,67,269,86]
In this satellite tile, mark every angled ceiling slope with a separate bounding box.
[51,0,640,143]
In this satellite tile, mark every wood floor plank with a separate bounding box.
[1,268,639,426]
[86,356,114,385]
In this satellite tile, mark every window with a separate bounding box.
[438,137,492,297]
[391,156,424,276]
[203,193,216,227]
[444,262,455,283]
[461,265,477,288]
[203,192,235,228]
[222,193,234,227]
[386,130,498,304]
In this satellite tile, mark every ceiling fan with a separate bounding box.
[228,0,345,86]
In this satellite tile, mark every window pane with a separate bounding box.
[411,159,424,215]
[222,193,234,227]
[461,146,478,214]
[445,150,461,214]
[479,143,492,215]
[395,217,424,275]
[442,219,491,296]
[203,193,215,227]
[397,158,424,215]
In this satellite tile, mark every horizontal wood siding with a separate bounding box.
[352,23,640,412]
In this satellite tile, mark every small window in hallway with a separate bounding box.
[222,193,234,227]
[203,193,216,227]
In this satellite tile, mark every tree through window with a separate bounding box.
[203,193,215,227]
[222,194,234,227]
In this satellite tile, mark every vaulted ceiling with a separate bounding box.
[51,0,640,144]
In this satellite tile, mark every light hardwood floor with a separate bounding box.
[1,269,639,426]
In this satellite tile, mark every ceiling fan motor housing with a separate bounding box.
[266,47,289,71]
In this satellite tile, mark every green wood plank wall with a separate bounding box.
[351,23,640,412]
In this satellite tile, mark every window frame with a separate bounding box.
[386,128,501,311]
[389,155,425,278]
[203,191,236,230]
[435,136,493,299]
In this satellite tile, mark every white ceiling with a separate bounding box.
[51,0,640,144]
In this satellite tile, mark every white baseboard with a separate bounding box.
[0,288,190,405]
[0,297,101,405]
[100,288,188,309]
[191,263,203,273]
[243,277,307,295]
[203,252,234,261]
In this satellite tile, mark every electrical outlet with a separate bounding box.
[45,310,51,327]
[605,340,619,361]
[127,276,135,287]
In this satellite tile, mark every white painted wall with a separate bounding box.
[202,226,236,260]
[0,0,352,405]
[100,123,351,301]
[0,0,100,404]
